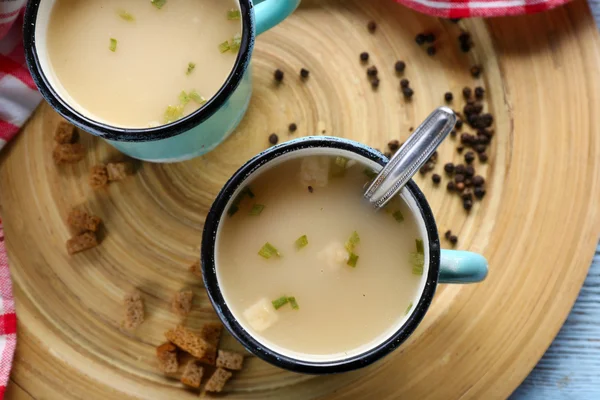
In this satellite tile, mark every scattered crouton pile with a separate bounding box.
[89,162,131,189]
[158,323,245,393]
[66,208,102,255]
[53,120,85,164]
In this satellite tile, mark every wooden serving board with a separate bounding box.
[1,0,600,398]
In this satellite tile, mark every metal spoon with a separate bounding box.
[364,107,456,209]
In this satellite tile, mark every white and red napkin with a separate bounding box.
[0,0,574,397]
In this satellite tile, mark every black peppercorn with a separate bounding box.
[300,68,310,79]
[395,61,406,72]
[449,235,458,245]
[371,78,380,89]
[425,33,436,43]
[367,21,377,33]
[465,165,475,178]
[455,164,466,175]
[460,42,471,52]
[455,119,463,129]
[444,92,453,102]
[400,78,410,88]
[360,52,369,62]
[432,174,441,184]
[415,33,426,45]
[474,186,486,199]
[472,175,485,186]
[447,181,456,192]
[445,230,452,239]
[308,186,314,193]
[462,87,472,99]
[457,146,464,154]
[475,86,485,99]
[444,162,455,174]
[465,151,475,164]
[426,46,436,56]
[461,190,473,201]
[474,144,486,153]
[402,87,414,98]
[456,182,465,192]
[470,65,482,78]
[274,69,284,82]
[463,199,473,210]
[454,174,465,183]
[388,140,400,151]
[269,133,278,145]
[479,152,489,162]
[289,123,297,133]
[367,66,378,77]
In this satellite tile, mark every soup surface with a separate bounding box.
[46,0,241,128]
[216,155,426,359]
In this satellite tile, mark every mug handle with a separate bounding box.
[439,250,488,283]
[254,0,300,36]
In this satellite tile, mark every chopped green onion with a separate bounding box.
[219,40,231,53]
[347,252,359,267]
[335,156,349,168]
[151,0,167,9]
[179,91,190,105]
[363,168,378,180]
[393,211,404,223]
[288,297,299,310]
[272,296,289,310]
[258,242,281,259]
[412,265,424,275]
[163,104,184,124]
[345,231,360,252]
[109,38,117,52]
[227,204,239,217]
[405,302,413,315]
[118,10,135,21]
[295,235,308,250]
[249,204,265,216]
[230,34,242,51]
[415,239,424,254]
[227,9,241,20]
[186,62,196,75]
[409,251,424,275]
[189,90,207,105]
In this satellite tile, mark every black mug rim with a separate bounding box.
[22,0,254,143]
[201,136,441,374]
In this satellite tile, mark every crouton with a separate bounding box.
[66,231,98,255]
[156,342,178,374]
[242,298,279,332]
[123,290,145,330]
[106,162,130,181]
[200,322,223,349]
[171,290,194,317]
[204,368,232,393]
[189,260,202,278]
[53,143,85,164]
[216,350,244,371]
[54,121,78,144]
[164,325,215,360]
[89,164,109,189]
[67,209,102,235]
[181,360,203,388]
[316,241,348,271]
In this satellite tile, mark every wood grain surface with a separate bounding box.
[1,0,600,399]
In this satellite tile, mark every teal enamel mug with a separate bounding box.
[24,0,300,162]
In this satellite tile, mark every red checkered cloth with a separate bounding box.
[0,0,575,397]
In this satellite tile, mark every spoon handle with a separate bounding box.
[364,107,456,209]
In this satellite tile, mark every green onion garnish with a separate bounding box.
[288,297,299,310]
[230,34,242,51]
[412,265,424,275]
[188,90,207,105]
[227,9,241,20]
[151,0,167,9]
[109,38,117,52]
[164,105,184,124]
[345,231,360,252]
[415,239,424,254]
[227,204,239,217]
[295,235,308,250]
[335,156,349,168]
[272,296,289,310]
[118,10,135,21]
[258,242,281,259]
[179,91,190,105]
[347,252,359,267]
[219,41,231,53]
[405,302,413,315]
[363,169,378,180]
[393,211,404,223]
[249,204,265,216]
[186,62,196,75]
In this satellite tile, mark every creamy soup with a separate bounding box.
[46,0,241,128]
[216,154,427,360]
